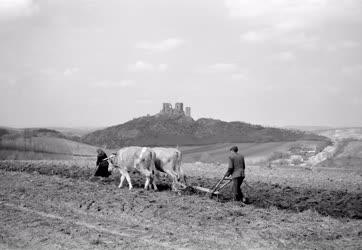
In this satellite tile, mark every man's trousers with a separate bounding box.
[232,176,244,201]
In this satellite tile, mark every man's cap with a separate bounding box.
[230,146,238,152]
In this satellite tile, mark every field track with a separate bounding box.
[0,201,174,249]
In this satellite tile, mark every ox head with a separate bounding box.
[134,147,154,173]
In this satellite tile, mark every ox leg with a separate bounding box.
[139,169,152,190]
[118,175,125,188]
[165,170,178,191]
[173,162,186,185]
[124,172,133,190]
[144,177,150,190]
[152,174,159,191]
[145,174,158,191]
[178,169,187,186]
[147,175,158,191]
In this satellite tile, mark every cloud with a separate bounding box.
[92,80,135,88]
[231,0,362,52]
[158,63,168,72]
[351,97,362,106]
[205,63,248,80]
[241,29,319,50]
[281,33,319,50]
[341,40,360,49]
[226,0,362,29]
[135,38,184,53]
[276,51,296,62]
[128,61,168,73]
[341,64,362,75]
[225,0,328,22]
[327,40,360,52]
[231,73,247,80]
[128,61,154,72]
[0,0,39,20]
[208,63,238,73]
[241,30,270,42]
[0,75,17,88]
[136,99,152,104]
[326,85,340,95]
[232,0,328,16]
[63,67,79,76]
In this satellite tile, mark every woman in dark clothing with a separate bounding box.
[95,149,111,177]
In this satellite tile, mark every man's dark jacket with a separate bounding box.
[225,153,245,179]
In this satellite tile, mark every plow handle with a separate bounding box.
[210,176,226,194]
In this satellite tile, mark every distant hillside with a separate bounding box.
[284,125,333,132]
[48,126,103,137]
[0,127,99,160]
[82,114,328,148]
[0,127,84,142]
[0,128,9,137]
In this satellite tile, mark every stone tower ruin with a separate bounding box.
[174,102,184,114]
[185,107,191,117]
[159,102,191,117]
[162,103,173,113]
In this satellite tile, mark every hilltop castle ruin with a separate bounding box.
[160,102,191,117]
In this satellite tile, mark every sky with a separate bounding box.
[0,0,361,128]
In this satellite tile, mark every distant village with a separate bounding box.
[159,102,192,118]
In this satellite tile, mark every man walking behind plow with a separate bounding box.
[224,146,246,203]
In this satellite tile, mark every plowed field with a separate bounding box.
[0,160,361,249]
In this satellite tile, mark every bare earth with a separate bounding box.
[0,160,361,249]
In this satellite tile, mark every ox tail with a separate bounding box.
[150,151,161,185]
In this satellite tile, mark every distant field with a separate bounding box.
[338,140,362,158]
[315,139,362,171]
[310,128,362,170]
[0,136,98,160]
[181,140,328,164]
[317,127,362,141]
[0,136,330,164]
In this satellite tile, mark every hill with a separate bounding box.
[82,114,328,148]
[47,126,103,137]
[0,127,98,160]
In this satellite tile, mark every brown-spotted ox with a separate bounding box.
[152,147,187,191]
[106,146,157,190]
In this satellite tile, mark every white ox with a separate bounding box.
[106,146,157,190]
[152,147,187,190]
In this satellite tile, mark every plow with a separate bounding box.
[184,176,251,201]
[191,176,233,196]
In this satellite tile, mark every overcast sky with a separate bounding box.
[0,0,361,128]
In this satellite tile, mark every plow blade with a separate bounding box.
[192,186,220,194]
